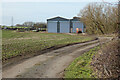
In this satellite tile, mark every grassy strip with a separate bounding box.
[2,30,94,63]
[64,46,100,78]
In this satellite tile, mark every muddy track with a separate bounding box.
[2,37,112,78]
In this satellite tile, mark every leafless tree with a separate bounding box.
[78,2,118,35]
[33,22,47,29]
[23,22,34,28]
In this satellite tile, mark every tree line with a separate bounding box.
[78,2,119,35]
[16,22,47,29]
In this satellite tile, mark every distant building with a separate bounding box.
[47,16,85,33]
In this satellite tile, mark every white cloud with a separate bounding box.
[2,0,118,2]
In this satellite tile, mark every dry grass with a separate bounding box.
[91,39,120,78]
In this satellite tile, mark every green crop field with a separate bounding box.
[2,30,94,63]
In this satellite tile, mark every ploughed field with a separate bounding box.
[2,30,93,64]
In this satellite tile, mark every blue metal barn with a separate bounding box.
[47,16,85,33]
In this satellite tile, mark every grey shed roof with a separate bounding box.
[70,17,81,21]
[47,16,69,21]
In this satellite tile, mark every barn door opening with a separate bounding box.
[57,21,60,33]
[70,21,73,33]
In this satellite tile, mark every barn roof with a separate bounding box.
[47,16,69,21]
[70,17,81,21]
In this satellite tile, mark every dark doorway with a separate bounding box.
[57,21,60,33]
[70,21,73,33]
[78,31,82,33]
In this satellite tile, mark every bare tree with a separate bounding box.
[33,22,47,29]
[23,22,34,28]
[78,2,118,35]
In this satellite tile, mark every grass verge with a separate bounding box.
[64,46,100,78]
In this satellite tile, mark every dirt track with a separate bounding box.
[2,37,112,78]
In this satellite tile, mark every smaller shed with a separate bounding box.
[71,17,85,33]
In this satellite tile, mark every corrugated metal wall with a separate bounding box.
[60,21,70,33]
[47,21,57,33]
[47,17,85,33]
[47,21,70,33]
[72,21,84,33]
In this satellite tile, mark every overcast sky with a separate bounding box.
[0,0,118,26]
[2,0,118,2]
